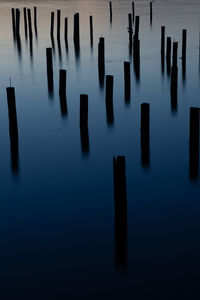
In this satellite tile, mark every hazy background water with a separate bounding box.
[0,0,200,299]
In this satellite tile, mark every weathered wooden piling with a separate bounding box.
[113,155,127,269]
[80,94,88,127]
[161,26,165,56]
[46,48,53,92]
[34,6,37,36]
[80,94,89,154]
[150,1,153,24]
[23,7,27,38]
[105,75,114,125]
[59,69,66,96]
[73,13,80,47]
[141,103,150,167]
[27,8,33,39]
[89,16,93,46]
[182,29,187,62]
[132,2,135,24]
[170,42,178,111]
[6,87,19,174]
[11,8,16,38]
[16,9,20,37]
[166,37,171,75]
[124,62,130,102]
[182,29,187,79]
[189,107,200,180]
[109,2,112,22]
[128,13,133,42]
[98,37,105,85]
[50,12,54,37]
[57,10,61,40]
[64,17,68,41]
[134,15,140,40]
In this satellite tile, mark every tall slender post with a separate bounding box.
[46,48,53,92]
[124,62,130,102]
[109,2,112,22]
[27,8,33,39]
[189,107,200,180]
[11,8,16,38]
[105,75,114,125]
[141,103,150,167]
[57,10,61,40]
[89,16,93,46]
[64,17,68,41]
[50,12,54,37]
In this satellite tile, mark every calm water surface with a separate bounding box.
[0,0,200,298]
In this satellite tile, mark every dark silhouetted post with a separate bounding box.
[89,16,93,46]
[34,6,37,36]
[73,13,80,47]
[128,13,133,42]
[50,12,54,37]
[59,70,67,117]
[182,29,187,79]
[23,7,27,38]
[141,103,150,167]
[124,62,130,102]
[11,8,16,39]
[57,10,61,40]
[113,156,127,269]
[134,15,139,40]
[132,2,135,24]
[6,87,19,175]
[105,75,114,125]
[16,9,20,37]
[46,48,53,92]
[189,107,200,180]
[170,42,178,112]
[133,16,140,64]
[98,37,105,86]
[109,2,112,22]
[161,26,165,73]
[64,17,68,41]
[80,94,89,154]
[166,36,171,76]
[27,8,33,39]
[59,69,66,96]
[150,1,153,24]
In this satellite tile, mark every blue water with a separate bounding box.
[0,0,200,298]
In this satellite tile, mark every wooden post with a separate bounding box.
[46,48,53,92]
[50,12,54,37]
[105,75,114,125]
[73,13,80,47]
[98,37,105,85]
[59,69,66,96]
[27,8,33,39]
[89,16,93,46]
[113,156,127,269]
[109,2,112,22]
[161,26,165,56]
[132,2,135,24]
[166,37,171,75]
[34,6,37,35]
[182,29,187,62]
[64,17,68,41]
[11,8,16,38]
[6,87,19,174]
[134,15,140,40]
[170,42,178,112]
[23,7,27,38]
[189,107,200,180]
[16,9,20,37]
[80,94,90,154]
[124,62,130,102]
[128,13,133,42]
[150,1,153,24]
[57,9,61,40]
[141,103,150,167]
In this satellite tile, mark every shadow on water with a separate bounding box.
[6,87,19,177]
[113,156,127,270]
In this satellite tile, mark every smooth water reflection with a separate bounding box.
[0,0,199,299]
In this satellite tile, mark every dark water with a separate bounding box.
[0,0,200,298]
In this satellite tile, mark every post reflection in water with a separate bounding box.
[113,156,127,270]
